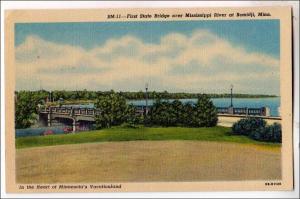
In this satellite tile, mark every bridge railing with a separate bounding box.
[73,108,96,116]
[216,107,228,114]
[39,106,100,116]
[217,107,270,116]
[233,108,248,115]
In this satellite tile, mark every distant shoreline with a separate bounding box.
[15,90,279,100]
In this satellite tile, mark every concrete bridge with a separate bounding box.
[39,106,101,132]
[39,106,281,132]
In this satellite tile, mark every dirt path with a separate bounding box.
[16,141,281,183]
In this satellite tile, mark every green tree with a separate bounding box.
[149,100,171,126]
[182,103,197,127]
[194,95,218,127]
[15,91,48,129]
[171,100,183,126]
[95,91,132,128]
[125,104,143,127]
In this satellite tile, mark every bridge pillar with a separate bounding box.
[72,119,78,132]
[47,110,51,127]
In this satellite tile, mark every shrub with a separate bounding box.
[232,117,266,136]
[272,123,282,143]
[255,123,282,143]
[249,127,265,141]
[232,118,281,143]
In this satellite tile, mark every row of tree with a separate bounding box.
[15,90,277,102]
[148,96,218,127]
[94,92,218,128]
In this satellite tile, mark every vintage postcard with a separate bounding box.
[5,6,293,192]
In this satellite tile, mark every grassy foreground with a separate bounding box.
[16,126,281,149]
[16,141,281,183]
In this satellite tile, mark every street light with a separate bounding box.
[230,84,234,107]
[49,91,52,103]
[145,83,149,116]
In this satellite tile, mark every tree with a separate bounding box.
[149,100,171,126]
[15,91,48,129]
[125,104,143,127]
[181,102,197,127]
[171,100,184,126]
[194,95,218,127]
[149,97,218,127]
[95,91,132,128]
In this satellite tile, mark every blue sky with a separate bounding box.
[15,20,280,94]
[15,20,279,58]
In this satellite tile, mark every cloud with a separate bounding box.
[15,30,280,94]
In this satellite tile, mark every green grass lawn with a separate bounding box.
[16,126,281,149]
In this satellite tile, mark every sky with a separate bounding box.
[15,20,280,95]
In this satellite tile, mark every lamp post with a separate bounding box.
[145,83,149,116]
[49,91,52,103]
[230,84,233,107]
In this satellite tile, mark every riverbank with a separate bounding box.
[16,126,281,149]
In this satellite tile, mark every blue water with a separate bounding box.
[15,127,65,138]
